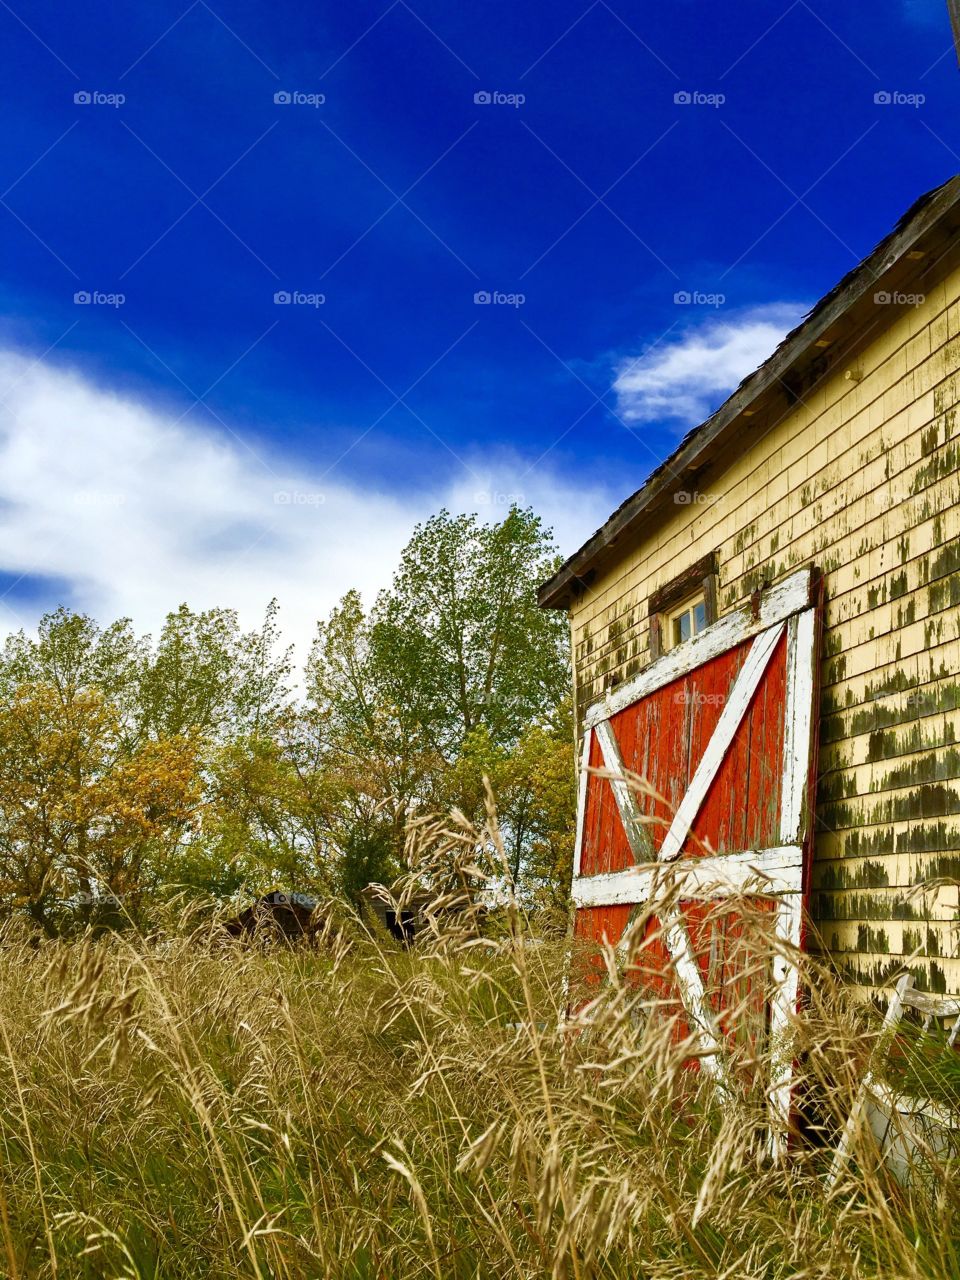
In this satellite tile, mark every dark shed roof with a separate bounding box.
[539,174,960,610]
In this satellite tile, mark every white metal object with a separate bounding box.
[827,973,960,1188]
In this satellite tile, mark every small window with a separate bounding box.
[648,553,719,660]
[667,594,708,650]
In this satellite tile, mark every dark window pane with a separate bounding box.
[693,601,707,633]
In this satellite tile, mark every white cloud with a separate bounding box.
[612,303,807,427]
[0,349,614,666]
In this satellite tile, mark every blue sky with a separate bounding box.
[0,0,957,655]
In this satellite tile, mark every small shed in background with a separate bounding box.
[360,885,431,944]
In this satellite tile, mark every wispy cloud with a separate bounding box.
[0,350,614,661]
[612,303,807,427]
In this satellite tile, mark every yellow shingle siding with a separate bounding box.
[569,263,960,996]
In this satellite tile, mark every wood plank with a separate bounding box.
[870,1080,958,1130]
[658,899,730,1087]
[900,989,960,1019]
[767,892,804,1158]
[572,846,804,908]
[828,973,913,1187]
[648,551,718,616]
[579,727,633,877]
[780,607,817,844]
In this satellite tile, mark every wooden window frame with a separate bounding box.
[648,551,719,660]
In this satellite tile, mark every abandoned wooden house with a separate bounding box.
[539,174,960,1022]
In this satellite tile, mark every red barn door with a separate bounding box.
[572,567,821,1155]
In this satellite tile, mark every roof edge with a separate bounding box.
[539,174,960,610]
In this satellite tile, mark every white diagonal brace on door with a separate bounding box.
[658,897,729,1086]
[658,622,785,864]
[594,719,654,860]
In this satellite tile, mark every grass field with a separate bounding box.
[0,815,956,1277]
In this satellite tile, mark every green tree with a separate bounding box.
[309,507,574,901]
[198,711,346,899]
[372,507,569,757]
[139,600,292,741]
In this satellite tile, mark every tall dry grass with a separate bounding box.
[0,798,956,1278]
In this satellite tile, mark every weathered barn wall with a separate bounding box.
[569,258,960,996]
